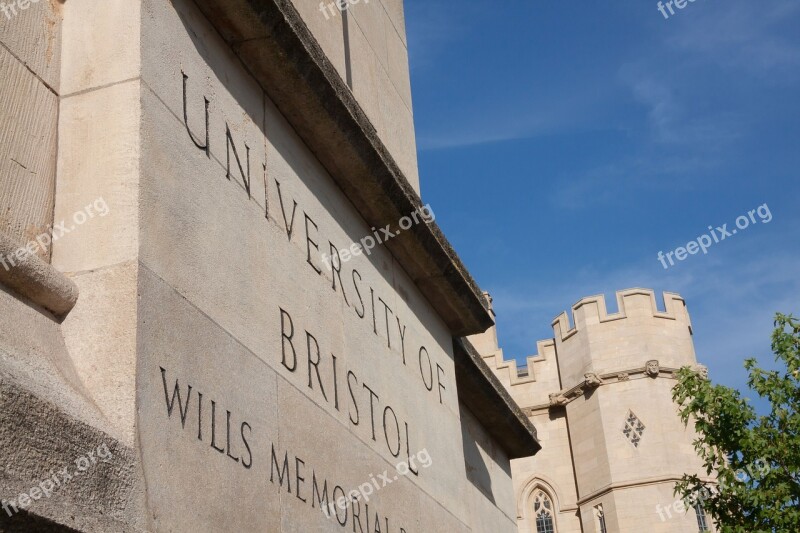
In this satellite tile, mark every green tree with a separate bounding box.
[672,313,800,533]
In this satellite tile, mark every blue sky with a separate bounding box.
[405,0,800,403]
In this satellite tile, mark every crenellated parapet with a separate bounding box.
[467,292,562,409]
[550,289,696,389]
[481,339,555,384]
[551,288,691,342]
[476,338,562,410]
[470,289,700,414]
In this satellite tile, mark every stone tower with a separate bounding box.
[471,289,716,532]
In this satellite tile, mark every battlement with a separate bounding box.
[483,339,557,385]
[551,288,691,342]
[479,339,561,410]
[475,288,697,411]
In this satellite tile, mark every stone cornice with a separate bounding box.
[576,474,718,506]
[190,0,493,336]
[454,338,542,459]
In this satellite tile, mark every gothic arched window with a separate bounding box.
[533,490,556,533]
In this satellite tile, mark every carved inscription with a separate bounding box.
[160,72,457,529]
[270,445,408,533]
[160,367,411,531]
[280,308,420,468]
[160,367,253,469]
[182,71,450,404]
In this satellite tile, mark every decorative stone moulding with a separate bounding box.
[0,231,78,318]
[548,393,568,408]
[530,360,680,412]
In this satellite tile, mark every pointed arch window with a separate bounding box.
[533,490,556,533]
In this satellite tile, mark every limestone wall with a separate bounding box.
[291,0,419,192]
[460,405,517,533]
[0,0,62,260]
[512,411,582,533]
[1,5,147,530]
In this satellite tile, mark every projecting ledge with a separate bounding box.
[190,0,493,336]
[454,337,542,459]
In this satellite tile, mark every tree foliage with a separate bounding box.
[672,313,800,532]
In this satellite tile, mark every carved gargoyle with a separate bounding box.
[583,372,603,389]
[645,359,660,378]
[549,392,568,407]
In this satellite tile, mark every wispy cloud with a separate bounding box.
[667,0,800,79]
[416,129,537,152]
[416,114,571,151]
[405,1,478,72]
[548,151,722,210]
[549,1,793,211]
[622,70,744,146]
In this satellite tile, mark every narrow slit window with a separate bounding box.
[594,504,608,533]
[695,504,710,531]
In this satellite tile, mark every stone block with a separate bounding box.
[136,266,282,532]
[0,0,62,91]
[53,79,140,272]
[0,45,57,259]
[60,0,140,95]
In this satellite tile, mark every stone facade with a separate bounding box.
[471,289,717,533]
[0,1,539,531]
[0,2,719,532]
